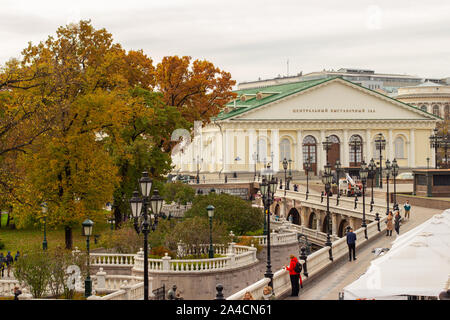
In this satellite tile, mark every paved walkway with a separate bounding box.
[285,204,444,300]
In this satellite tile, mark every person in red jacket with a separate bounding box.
[284,254,300,296]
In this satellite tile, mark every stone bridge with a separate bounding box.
[256,188,387,239]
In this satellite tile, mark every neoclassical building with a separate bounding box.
[173,77,441,176]
[396,81,450,120]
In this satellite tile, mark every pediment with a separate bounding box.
[231,79,438,121]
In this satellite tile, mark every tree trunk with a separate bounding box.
[65,226,73,250]
[6,206,12,227]
[113,206,123,230]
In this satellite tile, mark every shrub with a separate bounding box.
[99,221,143,254]
[236,236,262,252]
[13,251,52,298]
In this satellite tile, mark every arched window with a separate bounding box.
[394,136,405,159]
[280,138,291,161]
[444,104,450,120]
[257,137,267,162]
[433,105,440,117]
[349,135,363,166]
[420,105,427,112]
[303,135,317,174]
[373,134,386,159]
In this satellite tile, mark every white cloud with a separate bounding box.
[0,0,449,82]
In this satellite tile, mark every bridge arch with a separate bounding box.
[338,219,350,237]
[287,207,301,225]
[308,212,318,229]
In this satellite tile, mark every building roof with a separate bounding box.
[416,81,443,87]
[214,76,441,121]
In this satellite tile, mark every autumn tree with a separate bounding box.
[155,55,236,153]
[9,20,155,248]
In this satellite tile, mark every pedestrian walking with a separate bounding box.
[403,200,411,220]
[5,251,13,277]
[242,291,254,300]
[284,254,301,297]
[14,251,20,262]
[262,286,276,300]
[394,211,402,235]
[386,211,394,236]
[346,227,357,261]
[0,253,4,278]
[13,286,22,300]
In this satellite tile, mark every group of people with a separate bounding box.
[0,251,19,278]
[386,200,411,237]
[242,285,276,300]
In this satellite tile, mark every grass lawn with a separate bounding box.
[0,213,8,226]
[0,220,112,254]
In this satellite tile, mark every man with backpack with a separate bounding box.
[284,254,302,297]
[346,227,357,262]
[5,251,13,277]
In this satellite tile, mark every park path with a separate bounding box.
[284,203,443,300]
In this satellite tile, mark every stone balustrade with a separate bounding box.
[250,231,298,246]
[90,253,135,266]
[227,215,388,300]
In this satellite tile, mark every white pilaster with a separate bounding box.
[389,129,394,161]
[430,128,435,168]
[297,130,303,171]
[272,129,280,172]
[366,129,372,163]
[343,129,349,166]
[409,129,415,168]
[320,130,326,169]
[248,129,256,172]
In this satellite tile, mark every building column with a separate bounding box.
[430,128,436,168]
[320,130,326,169]
[248,129,256,172]
[409,129,415,168]
[272,129,280,172]
[297,130,303,171]
[366,129,372,163]
[388,129,394,161]
[331,213,337,236]
[343,129,349,167]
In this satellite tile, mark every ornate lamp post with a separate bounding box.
[360,161,368,239]
[384,160,392,215]
[322,163,333,261]
[429,128,440,169]
[129,171,164,300]
[41,202,48,251]
[335,160,342,206]
[391,158,399,210]
[194,156,203,184]
[82,218,94,298]
[375,134,386,188]
[440,134,450,168]
[283,158,288,194]
[322,136,332,165]
[305,157,311,200]
[288,159,292,190]
[368,158,377,212]
[349,137,362,167]
[207,205,215,258]
[260,170,278,291]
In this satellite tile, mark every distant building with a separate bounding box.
[395,81,450,119]
[238,68,447,96]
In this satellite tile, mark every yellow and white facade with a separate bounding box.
[172,77,441,175]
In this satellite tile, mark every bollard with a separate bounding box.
[354,196,358,209]
[215,284,225,300]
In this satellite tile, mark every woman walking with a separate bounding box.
[285,254,300,297]
[386,211,394,236]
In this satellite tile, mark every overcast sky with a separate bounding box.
[1,0,449,85]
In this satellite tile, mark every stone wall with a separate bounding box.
[132,241,298,300]
[396,194,450,210]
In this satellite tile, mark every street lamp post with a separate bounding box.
[368,159,377,212]
[129,171,164,300]
[252,152,258,181]
[82,218,94,298]
[360,161,368,239]
[391,159,399,210]
[207,205,215,258]
[349,138,362,167]
[283,158,288,194]
[305,157,311,200]
[322,163,333,261]
[260,172,277,291]
[41,202,48,251]
[322,136,332,165]
[375,134,386,188]
[335,160,342,206]
[429,128,439,169]
[384,160,392,215]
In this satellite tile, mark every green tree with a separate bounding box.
[161,182,195,205]
[184,193,264,236]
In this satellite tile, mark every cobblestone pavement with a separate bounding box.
[285,203,443,300]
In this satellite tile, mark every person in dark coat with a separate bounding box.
[0,253,5,278]
[284,254,300,296]
[346,227,357,261]
[13,286,22,300]
[394,211,402,235]
[5,251,13,277]
[14,251,20,262]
